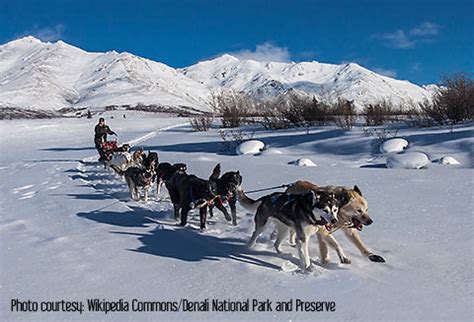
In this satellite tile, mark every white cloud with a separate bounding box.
[410,63,421,73]
[378,30,414,48]
[373,67,397,78]
[18,24,65,42]
[374,21,440,49]
[231,42,291,62]
[410,22,439,36]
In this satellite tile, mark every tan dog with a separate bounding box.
[285,180,385,263]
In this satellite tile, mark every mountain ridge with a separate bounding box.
[0,36,434,113]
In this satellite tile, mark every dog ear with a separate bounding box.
[353,185,363,196]
[304,191,318,207]
[336,190,351,206]
[209,163,221,181]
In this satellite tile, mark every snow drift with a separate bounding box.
[380,138,409,153]
[386,152,430,169]
[236,140,265,155]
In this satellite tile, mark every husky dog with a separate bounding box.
[110,165,155,201]
[155,162,187,197]
[166,168,218,229]
[131,148,146,168]
[285,181,385,263]
[144,151,159,171]
[208,163,242,225]
[238,189,339,270]
[116,143,131,153]
[106,144,132,173]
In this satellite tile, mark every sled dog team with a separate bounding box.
[107,148,385,271]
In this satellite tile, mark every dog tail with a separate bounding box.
[209,163,221,181]
[236,187,262,214]
[110,164,125,176]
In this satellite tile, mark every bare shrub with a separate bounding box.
[218,129,255,152]
[333,99,357,130]
[421,73,473,124]
[209,90,255,128]
[363,100,396,126]
[363,126,400,152]
[259,99,291,130]
[189,116,213,131]
[259,93,335,129]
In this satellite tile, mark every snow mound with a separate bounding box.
[438,156,461,166]
[259,148,283,155]
[289,158,317,167]
[236,140,265,155]
[380,138,409,153]
[386,152,430,169]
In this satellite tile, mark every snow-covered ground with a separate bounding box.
[1,112,473,321]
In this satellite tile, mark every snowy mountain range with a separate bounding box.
[0,36,434,113]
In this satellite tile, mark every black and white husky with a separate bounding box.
[110,165,154,201]
[237,189,340,270]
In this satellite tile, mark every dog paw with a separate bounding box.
[303,264,315,273]
[232,220,238,226]
[321,258,332,264]
[340,257,352,264]
[368,254,385,263]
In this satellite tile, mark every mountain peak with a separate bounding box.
[5,35,43,47]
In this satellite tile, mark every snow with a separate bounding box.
[236,140,265,155]
[0,37,211,111]
[289,157,317,167]
[0,112,473,321]
[181,55,433,111]
[386,152,431,169]
[1,37,433,112]
[438,155,461,166]
[258,147,283,155]
[379,138,409,153]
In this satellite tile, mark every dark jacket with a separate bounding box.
[94,124,115,146]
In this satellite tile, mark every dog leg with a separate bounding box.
[179,206,190,226]
[208,205,214,218]
[274,223,289,253]
[248,220,267,248]
[156,179,162,197]
[295,227,311,270]
[248,226,265,248]
[128,180,139,201]
[199,206,207,229]
[324,233,351,264]
[135,186,140,201]
[144,187,149,202]
[317,231,331,263]
[343,227,385,262]
[289,230,296,246]
[173,204,181,221]
[248,208,268,247]
[343,227,371,257]
[229,198,238,226]
[215,202,232,222]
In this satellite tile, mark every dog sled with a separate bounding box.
[101,139,119,162]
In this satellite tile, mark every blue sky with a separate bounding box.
[0,0,472,84]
